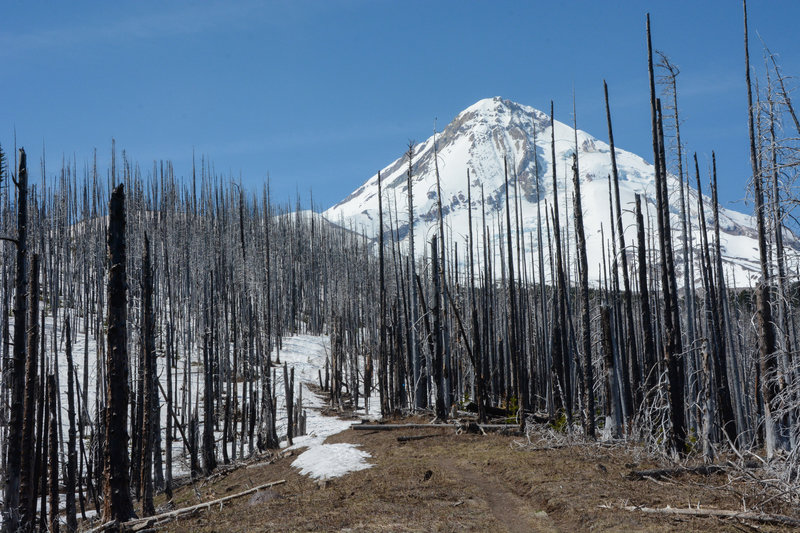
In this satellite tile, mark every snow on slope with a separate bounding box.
[34,316,371,524]
[325,96,788,287]
[275,335,375,480]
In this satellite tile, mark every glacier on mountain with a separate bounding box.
[325,96,786,287]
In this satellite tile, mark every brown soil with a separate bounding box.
[127,419,797,532]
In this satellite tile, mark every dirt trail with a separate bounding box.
[442,455,557,533]
[142,419,797,532]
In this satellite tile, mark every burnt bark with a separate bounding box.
[140,234,155,516]
[19,253,40,529]
[47,375,58,533]
[3,148,28,533]
[102,183,136,522]
[65,319,78,532]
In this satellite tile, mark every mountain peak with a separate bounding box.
[462,96,512,115]
[456,97,545,128]
[324,98,769,286]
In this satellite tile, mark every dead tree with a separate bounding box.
[3,148,28,533]
[743,0,780,455]
[102,183,136,522]
[605,81,640,410]
[65,319,78,532]
[710,154,738,444]
[140,234,155,516]
[19,253,40,529]
[634,195,656,390]
[284,363,294,446]
[657,53,698,419]
[571,129,595,438]
[47,374,58,533]
[466,170,486,423]
[503,158,523,428]
[202,285,217,475]
[550,102,572,426]
[406,142,425,409]
[647,14,686,454]
[433,131,453,413]
[378,171,389,416]
[431,236,447,422]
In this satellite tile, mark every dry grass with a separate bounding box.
[100,418,800,532]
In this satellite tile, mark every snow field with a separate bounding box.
[278,335,377,480]
[10,308,376,524]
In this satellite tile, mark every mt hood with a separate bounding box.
[325,96,781,286]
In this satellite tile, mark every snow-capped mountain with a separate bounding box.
[324,96,782,286]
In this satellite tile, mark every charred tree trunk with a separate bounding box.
[65,319,78,532]
[466,170,486,423]
[406,143,425,409]
[102,183,136,522]
[202,288,217,475]
[504,159,523,428]
[571,145,595,438]
[20,253,40,529]
[284,363,294,446]
[140,234,155,516]
[431,236,447,422]
[647,15,685,453]
[47,375,58,533]
[378,171,389,416]
[164,324,174,497]
[550,102,572,426]
[605,81,640,409]
[635,194,656,389]
[744,0,779,456]
[3,148,28,533]
[710,154,738,444]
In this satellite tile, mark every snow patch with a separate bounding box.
[292,443,372,480]
[276,335,376,480]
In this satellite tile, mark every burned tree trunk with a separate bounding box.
[202,287,217,475]
[284,363,294,446]
[743,0,780,455]
[605,81,640,408]
[710,154,738,444]
[466,170,486,423]
[102,183,136,522]
[164,324,174,497]
[47,375,58,533]
[378,171,389,416]
[20,253,40,529]
[140,234,155,516]
[3,148,28,533]
[406,142,426,409]
[65,319,78,532]
[571,144,595,438]
[503,159,523,428]
[634,195,656,390]
[431,236,447,422]
[550,102,572,426]
[647,15,685,454]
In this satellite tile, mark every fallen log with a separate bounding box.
[397,434,442,442]
[626,465,726,480]
[352,423,450,431]
[618,505,800,528]
[351,423,518,431]
[84,479,286,532]
[463,403,551,424]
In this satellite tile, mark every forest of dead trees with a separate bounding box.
[2,2,800,531]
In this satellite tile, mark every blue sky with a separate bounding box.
[1,1,798,211]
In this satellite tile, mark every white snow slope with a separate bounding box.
[325,96,792,287]
[276,335,375,480]
[29,326,370,527]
